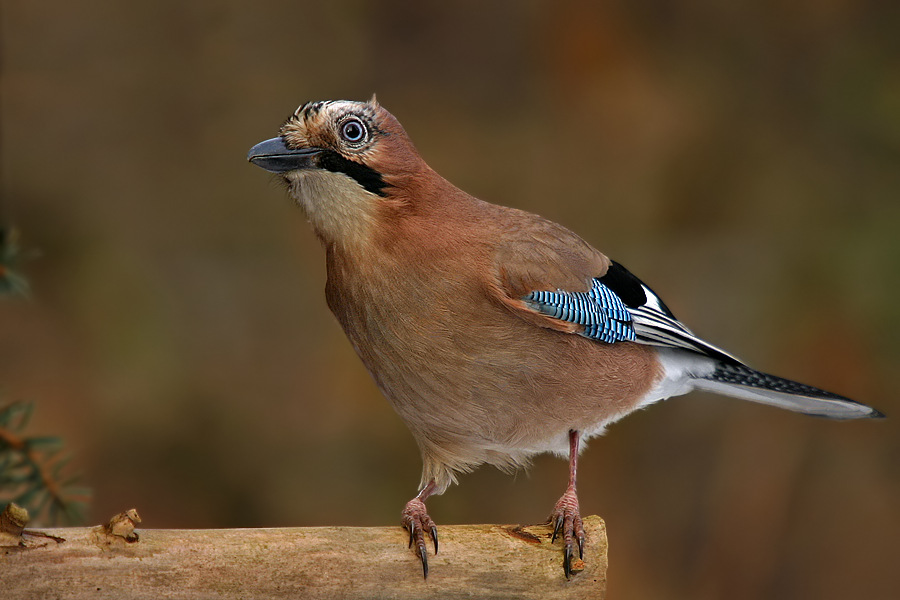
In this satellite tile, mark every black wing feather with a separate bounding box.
[601,261,742,364]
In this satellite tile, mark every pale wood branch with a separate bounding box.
[0,516,607,599]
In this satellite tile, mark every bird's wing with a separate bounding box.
[494,237,740,363]
[491,227,881,420]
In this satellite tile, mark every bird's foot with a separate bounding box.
[549,484,585,579]
[401,497,438,579]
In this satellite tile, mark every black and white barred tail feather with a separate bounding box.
[692,361,883,420]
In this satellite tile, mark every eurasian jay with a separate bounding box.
[247,97,883,579]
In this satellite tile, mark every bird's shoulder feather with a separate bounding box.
[482,206,611,334]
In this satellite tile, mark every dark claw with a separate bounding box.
[551,514,564,543]
[430,525,439,555]
[563,543,572,579]
[407,522,414,548]
[577,534,584,559]
[419,545,429,579]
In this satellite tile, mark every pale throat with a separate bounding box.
[285,170,378,249]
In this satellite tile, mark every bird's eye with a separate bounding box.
[340,118,367,144]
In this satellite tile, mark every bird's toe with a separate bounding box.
[401,497,438,579]
[549,486,586,578]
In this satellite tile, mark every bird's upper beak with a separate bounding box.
[247,137,321,173]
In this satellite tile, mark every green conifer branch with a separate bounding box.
[0,402,90,525]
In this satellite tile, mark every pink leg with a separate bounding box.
[549,430,586,578]
[401,480,438,579]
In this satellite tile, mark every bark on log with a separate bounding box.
[0,516,607,599]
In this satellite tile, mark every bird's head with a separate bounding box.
[248,97,429,249]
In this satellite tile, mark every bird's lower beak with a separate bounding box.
[247,137,322,173]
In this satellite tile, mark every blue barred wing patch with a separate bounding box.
[523,279,636,343]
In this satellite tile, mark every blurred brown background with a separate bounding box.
[2,1,898,598]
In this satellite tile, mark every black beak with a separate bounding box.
[247,137,322,173]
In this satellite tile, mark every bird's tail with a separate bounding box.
[692,361,884,420]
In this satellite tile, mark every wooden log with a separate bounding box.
[0,516,607,599]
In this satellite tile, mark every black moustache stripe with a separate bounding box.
[318,150,389,197]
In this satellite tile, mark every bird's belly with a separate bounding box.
[336,294,662,465]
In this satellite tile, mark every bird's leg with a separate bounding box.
[401,479,438,579]
[549,429,586,579]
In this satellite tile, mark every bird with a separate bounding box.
[247,97,883,579]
